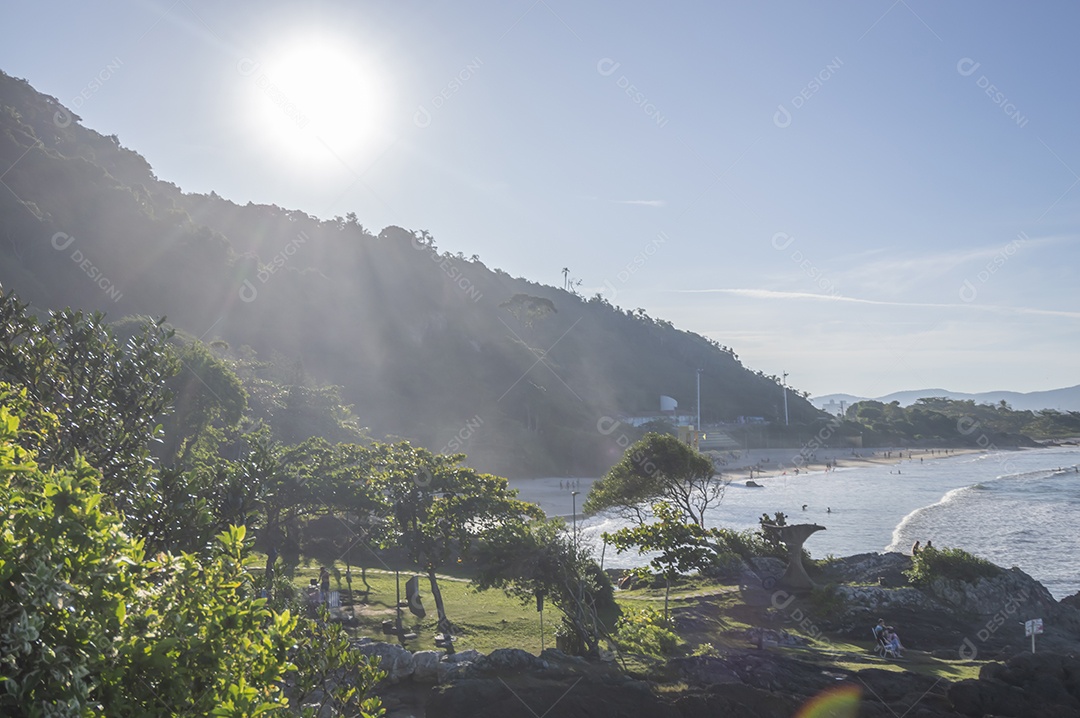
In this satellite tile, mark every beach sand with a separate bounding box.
[508,446,983,518]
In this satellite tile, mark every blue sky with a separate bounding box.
[2,1,1077,398]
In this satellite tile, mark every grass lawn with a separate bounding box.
[286,563,615,655]
[252,555,991,683]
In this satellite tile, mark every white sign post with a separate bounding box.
[1024,618,1043,653]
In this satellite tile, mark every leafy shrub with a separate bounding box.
[806,583,845,615]
[714,527,789,562]
[0,400,384,717]
[904,546,1002,586]
[613,606,682,658]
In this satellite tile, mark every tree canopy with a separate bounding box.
[583,433,723,527]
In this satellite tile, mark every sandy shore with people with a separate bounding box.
[508,446,988,518]
[710,446,984,483]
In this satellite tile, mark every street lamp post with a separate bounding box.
[696,368,702,436]
[571,490,580,553]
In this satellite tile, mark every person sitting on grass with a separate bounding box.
[885,626,904,657]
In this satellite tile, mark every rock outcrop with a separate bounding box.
[948,652,1080,717]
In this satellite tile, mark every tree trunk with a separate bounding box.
[428,568,449,629]
[428,568,454,654]
[664,576,671,622]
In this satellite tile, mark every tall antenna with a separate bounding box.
[782,371,789,426]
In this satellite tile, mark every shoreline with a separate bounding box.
[508,446,1008,518]
[714,445,990,484]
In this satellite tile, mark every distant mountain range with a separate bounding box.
[812,386,1080,414]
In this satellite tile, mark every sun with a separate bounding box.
[246,37,386,164]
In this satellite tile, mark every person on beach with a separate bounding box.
[911,540,921,555]
[925,540,933,550]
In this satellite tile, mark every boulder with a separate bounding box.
[463,648,549,677]
[669,656,741,686]
[438,648,483,683]
[824,551,913,587]
[835,585,936,613]
[1061,591,1080,611]
[927,566,1056,618]
[948,652,1080,717]
[445,648,483,664]
[412,650,442,683]
[948,678,1031,717]
[743,627,809,647]
[353,641,414,683]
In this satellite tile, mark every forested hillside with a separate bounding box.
[0,69,820,475]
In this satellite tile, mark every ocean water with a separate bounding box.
[578,447,1080,599]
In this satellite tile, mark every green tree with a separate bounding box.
[584,432,722,527]
[0,291,179,523]
[473,518,613,656]
[162,339,247,466]
[375,443,543,638]
[604,501,719,620]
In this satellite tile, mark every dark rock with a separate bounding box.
[539,648,587,665]
[445,648,483,664]
[948,678,1030,717]
[947,652,1080,717]
[668,656,741,686]
[354,641,414,683]
[743,626,810,647]
[462,648,549,677]
[428,676,677,718]
[822,552,913,588]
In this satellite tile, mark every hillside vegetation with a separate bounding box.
[0,69,820,476]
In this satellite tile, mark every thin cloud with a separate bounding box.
[671,287,1080,320]
[608,199,666,207]
[831,233,1063,293]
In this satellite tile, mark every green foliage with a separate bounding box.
[713,527,788,562]
[375,442,544,628]
[843,397,1080,445]
[499,293,557,326]
[806,583,846,616]
[473,518,612,656]
[904,546,1003,586]
[0,401,383,717]
[288,607,386,718]
[604,502,720,581]
[612,607,682,658]
[0,403,135,715]
[162,339,247,466]
[0,292,179,522]
[690,642,720,658]
[584,433,721,527]
[758,511,788,552]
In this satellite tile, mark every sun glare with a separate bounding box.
[247,37,386,165]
